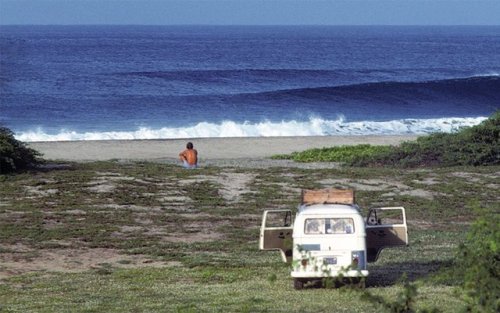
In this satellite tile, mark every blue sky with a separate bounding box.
[1,0,499,25]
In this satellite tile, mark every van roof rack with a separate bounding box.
[301,188,355,205]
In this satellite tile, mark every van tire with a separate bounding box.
[350,277,366,288]
[294,279,304,290]
[358,279,366,289]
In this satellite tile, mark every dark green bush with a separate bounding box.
[271,144,392,163]
[350,112,499,167]
[0,127,43,174]
[359,206,498,312]
[273,112,499,167]
[454,206,499,312]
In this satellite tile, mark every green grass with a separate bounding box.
[0,267,465,313]
[1,161,498,312]
[272,144,392,163]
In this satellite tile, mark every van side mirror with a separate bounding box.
[367,210,379,225]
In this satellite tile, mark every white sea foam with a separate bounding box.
[473,72,499,77]
[16,116,488,142]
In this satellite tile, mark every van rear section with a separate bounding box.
[259,189,408,289]
[291,205,369,282]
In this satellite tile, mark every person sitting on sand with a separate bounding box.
[179,142,198,168]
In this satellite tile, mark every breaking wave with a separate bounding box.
[16,116,487,142]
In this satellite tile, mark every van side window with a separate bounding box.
[265,211,293,228]
[367,208,404,226]
[304,218,355,234]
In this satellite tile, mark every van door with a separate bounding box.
[259,210,294,263]
[365,207,408,262]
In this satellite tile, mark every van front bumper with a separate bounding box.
[291,269,369,278]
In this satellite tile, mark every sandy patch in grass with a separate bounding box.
[86,172,137,193]
[133,214,154,225]
[450,172,482,183]
[180,172,257,203]
[409,219,471,230]
[408,220,436,230]
[168,218,229,238]
[319,178,439,199]
[94,172,135,181]
[202,158,341,169]
[0,246,168,279]
[120,225,144,232]
[274,182,302,195]
[65,209,87,215]
[109,216,228,242]
[95,204,163,212]
[87,182,116,193]
[450,171,500,182]
[412,177,441,185]
[93,172,176,188]
[320,178,410,191]
[23,185,59,197]
[319,178,408,191]
[163,232,224,243]
[214,172,258,202]
[150,217,229,243]
[157,194,193,208]
[0,211,26,219]
[486,183,499,190]
[381,189,437,200]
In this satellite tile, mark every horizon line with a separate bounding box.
[2,24,500,27]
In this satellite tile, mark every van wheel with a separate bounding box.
[358,279,366,289]
[351,278,366,289]
[294,279,304,290]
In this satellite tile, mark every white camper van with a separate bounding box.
[259,189,408,289]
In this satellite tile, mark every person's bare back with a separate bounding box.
[179,142,198,168]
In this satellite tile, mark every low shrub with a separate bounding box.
[351,112,499,167]
[0,126,43,174]
[272,112,499,167]
[454,206,499,312]
[271,144,392,163]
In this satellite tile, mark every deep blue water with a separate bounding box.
[0,25,499,141]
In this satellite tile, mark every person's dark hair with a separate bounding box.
[186,142,193,149]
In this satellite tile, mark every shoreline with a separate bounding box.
[28,135,419,162]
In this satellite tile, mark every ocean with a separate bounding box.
[1,25,499,141]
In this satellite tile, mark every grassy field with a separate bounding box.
[0,161,498,312]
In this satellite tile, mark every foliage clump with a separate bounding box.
[361,274,439,313]
[351,112,499,167]
[272,144,392,163]
[273,112,499,167]
[353,205,498,313]
[454,206,499,313]
[0,126,43,174]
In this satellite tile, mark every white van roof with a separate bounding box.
[298,203,361,215]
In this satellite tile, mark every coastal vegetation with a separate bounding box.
[272,112,499,167]
[0,159,498,312]
[0,127,43,174]
[452,207,499,312]
[0,117,498,312]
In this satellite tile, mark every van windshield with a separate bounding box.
[304,218,354,235]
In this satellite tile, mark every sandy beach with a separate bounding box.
[29,135,418,163]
